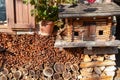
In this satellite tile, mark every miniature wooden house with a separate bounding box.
[64,16,112,41]
[55,2,120,48]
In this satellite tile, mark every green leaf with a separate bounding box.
[23,0,29,4]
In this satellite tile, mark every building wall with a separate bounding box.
[96,25,111,41]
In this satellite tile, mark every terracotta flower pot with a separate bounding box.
[39,20,54,36]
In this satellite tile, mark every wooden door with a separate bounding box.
[84,21,96,41]
[88,25,96,41]
[6,0,35,29]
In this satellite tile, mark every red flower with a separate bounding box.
[87,0,96,4]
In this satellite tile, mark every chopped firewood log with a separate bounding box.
[54,62,65,74]
[114,77,120,80]
[24,63,31,69]
[104,66,116,72]
[83,55,91,62]
[104,54,116,60]
[81,71,92,78]
[90,55,97,61]
[81,68,93,73]
[80,76,113,80]
[34,74,39,79]
[0,75,7,80]
[96,56,104,61]
[65,62,72,71]
[94,67,102,75]
[39,64,44,71]
[72,71,80,79]
[77,75,82,79]
[105,71,115,76]
[70,75,77,80]
[62,71,71,80]
[92,73,99,78]
[2,68,9,75]
[46,77,52,80]
[58,77,64,80]
[22,68,28,76]
[13,70,22,79]
[106,55,116,60]
[43,67,54,77]
[116,68,120,78]
[10,68,17,73]
[99,66,105,71]
[80,60,116,68]
[28,70,35,78]
[100,72,106,77]
[71,63,79,72]
[7,72,13,79]
[21,75,29,80]
[44,62,53,68]
[53,73,60,80]
[35,70,41,78]
[12,78,18,80]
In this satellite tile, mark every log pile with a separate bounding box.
[0,33,82,69]
[80,54,116,80]
[0,32,118,80]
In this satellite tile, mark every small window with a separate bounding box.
[0,0,6,24]
[99,30,103,35]
[74,31,79,36]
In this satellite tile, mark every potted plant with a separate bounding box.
[23,0,59,36]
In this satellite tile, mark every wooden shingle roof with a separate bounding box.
[59,2,120,18]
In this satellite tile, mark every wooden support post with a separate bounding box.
[70,18,74,42]
[65,18,72,42]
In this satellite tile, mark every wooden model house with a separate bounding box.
[55,2,120,49]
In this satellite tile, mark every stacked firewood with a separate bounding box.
[0,33,118,80]
[0,33,82,70]
[0,55,117,80]
[80,54,116,80]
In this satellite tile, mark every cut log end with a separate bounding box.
[43,67,54,77]
[54,62,65,74]
[53,73,60,80]
[13,70,22,79]
[62,71,71,80]
[0,75,7,80]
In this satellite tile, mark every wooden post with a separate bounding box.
[65,18,72,42]
[70,18,74,42]
[108,16,113,40]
